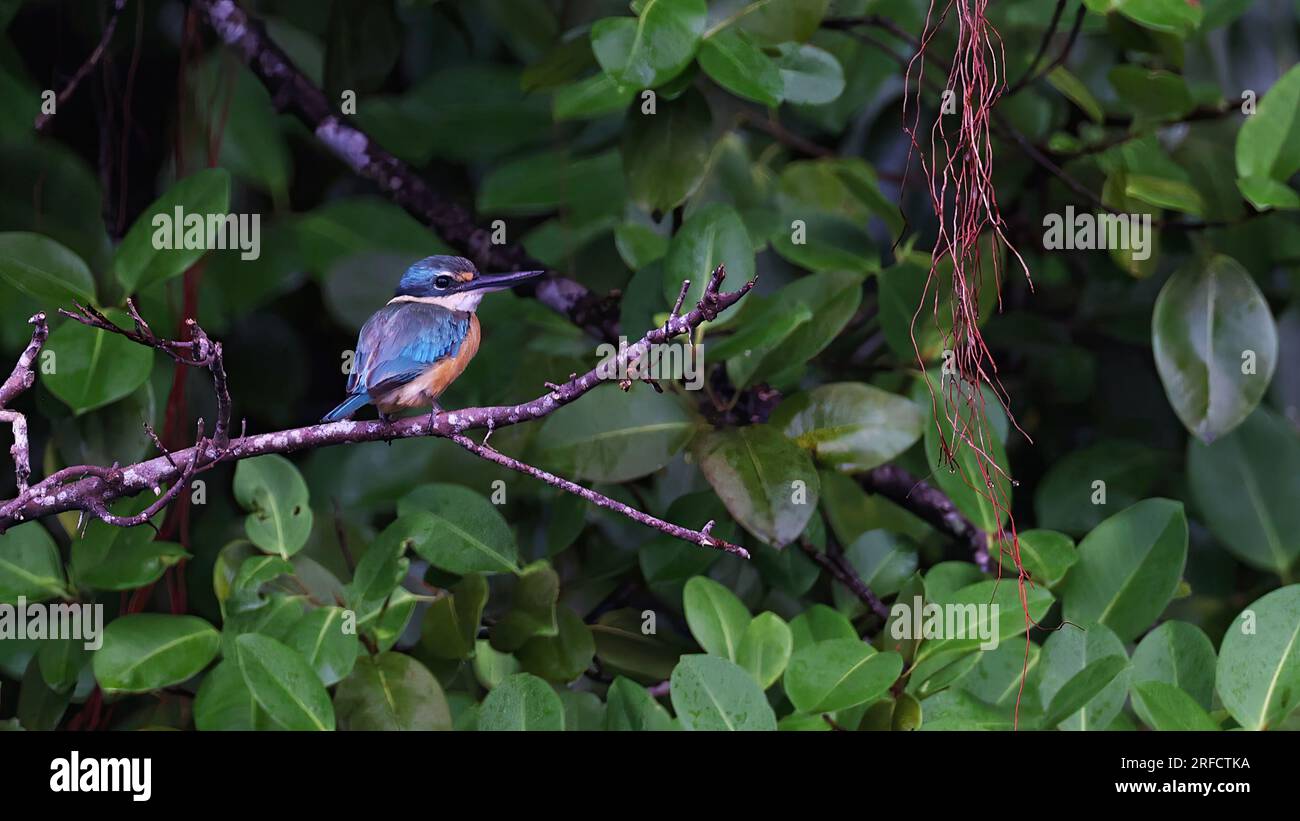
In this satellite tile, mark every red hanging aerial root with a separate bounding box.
[900,0,1042,728]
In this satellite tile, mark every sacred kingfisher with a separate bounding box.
[322,255,543,422]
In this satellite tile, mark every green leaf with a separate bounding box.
[775,43,844,104]
[605,676,677,730]
[694,424,820,547]
[334,652,451,731]
[1153,255,1278,442]
[346,518,414,625]
[591,0,708,88]
[553,73,637,121]
[683,576,752,661]
[93,614,220,694]
[1060,498,1188,642]
[194,660,272,730]
[491,560,560,652]
[624,88,712,213]
[477,150,623,218]
[733,0,829,44]
[419,574,487,661]
[838,530,917,599]
[789,603,857,652]
[37,636,88,694]
[1235,63,1300,195]
[785,639,902,713]
[478,672,566,730]
[516,607,596,682]
[284,607,359,687]
[770,212,875,272]
[1131,621,1217,709]
[0,522,69,603]
[42,310,154,415]
[1045,67,1103,123]
[1038,622,1130,730]
[233,633,335,731]
[669,654,776,730]
[1188,406,1300,575]
[920,688,1012,730]
[1015,529,1078,588]
[1109,65,1194,122]
[1216,585,1300,730]
[772,382,923,473]
[0,232,94,306]
[232,455,313,559]
[736,612,792,689]
[1131,681,1219,730]
[1033,440,1169,536]
[662,202,754,320]
[114,168,232,293]
[915,580,1054,663]
[1114,0,1202,34]
[614,223,670,270]
[71,522,188,592]
[699,29,782,106]
[397,483,519,574]
[534,384,697,484]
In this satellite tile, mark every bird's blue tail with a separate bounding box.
[321,393,371,422]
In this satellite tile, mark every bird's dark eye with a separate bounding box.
[434,275,452,289]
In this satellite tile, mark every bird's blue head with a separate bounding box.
[393,255,544,311]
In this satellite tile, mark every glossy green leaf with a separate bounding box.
[773,382,923,473]
[284,607,359,687]
[94,614,220,694]
[1216,585,1300,730]
[334,652,451,731]
[232,455,313,559]
[1131,621,1216,712]
[1235,63,1300,203]
[1188,406,1300,575]
[694,424,820,547]
[398,483,518,574]
[194,659,273,731]
[736,612,792,689]
[591,0,707,88]
[1038,622,1130,730]
[699,29,782,106]
[0,232,94,306]
[515,606,596,682]
[478,672,566,730]
[683,576,752,660]
[234,633,335,731]
[785,639,902,714]
[1153,255,1278,442]
[1131,681,1219,730]
[624,88,712,213]
[1015,529,1078,588]
[669,654,776,730]
[662,202,754,320]
[775,43,844,105]
[1060,499,1188,642]
[534,384,697,484]
[42,310,154,415]
[0,522,69,603]
[605,676,676,730]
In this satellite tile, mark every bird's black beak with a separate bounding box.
[464,269,546,293]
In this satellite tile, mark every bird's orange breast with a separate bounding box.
[376,314,480,412]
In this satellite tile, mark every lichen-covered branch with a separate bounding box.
[0,313,50,493]
[0,266,754,557]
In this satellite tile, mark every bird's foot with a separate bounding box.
[426,402,444,434]
[481,419,497,451]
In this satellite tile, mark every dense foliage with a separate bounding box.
[1,0,1299,732]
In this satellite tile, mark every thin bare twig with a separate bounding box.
[33,0,129,132]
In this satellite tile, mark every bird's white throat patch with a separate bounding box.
[388,292,484,312]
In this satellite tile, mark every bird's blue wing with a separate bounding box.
[354,302,471,397]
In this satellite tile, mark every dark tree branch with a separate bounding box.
[859,464,990,571]
[799,535,888,619]
[1006,0,1068,95]
[0,266,755,559]
[33,0,128,132]
[193,0,618,340]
